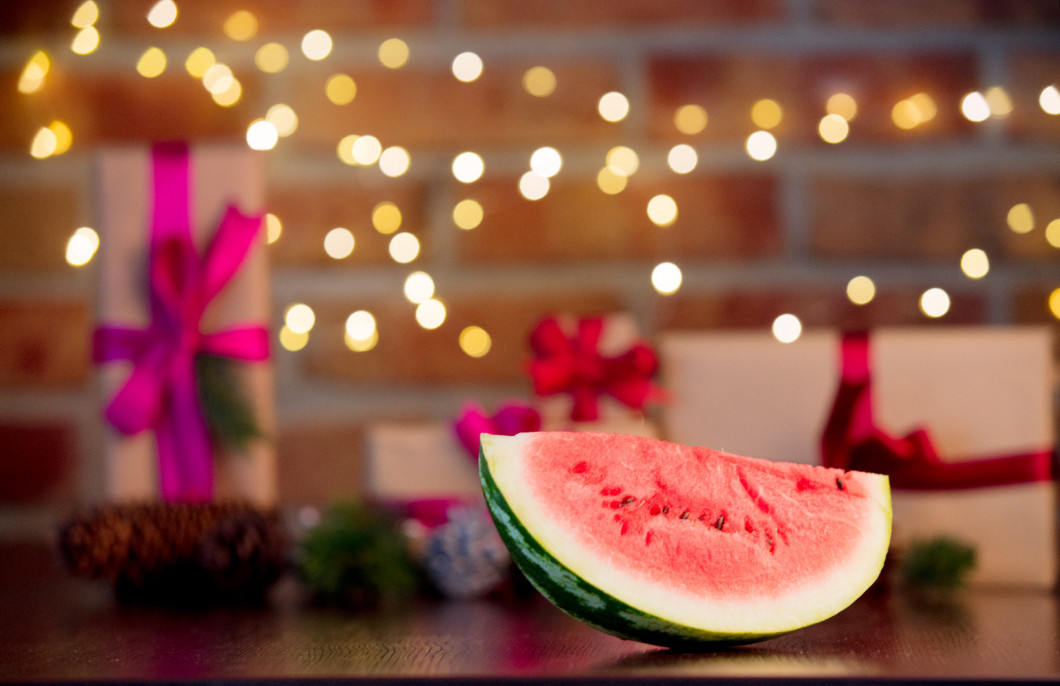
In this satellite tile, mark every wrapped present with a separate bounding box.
[660,327,1056,588]
[529,313,661,436]
[93,142,275,504]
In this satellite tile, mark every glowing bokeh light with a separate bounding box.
[751,99,783,129]
[985,86,1013,118]
[647,195,678,227]
[818,113,850,143]
[891,99,920,130]
[919,288,951,318]
[285,303,315,334]
[453,199,484,230]
[459,326,491,358]
[1007,202,1034,234]
[352,135,382,165]
[415,298,446,329]
[1040,85,1060,115]
[323,228,354,259]
[651,262,682,295]
[147,0,177,28]
[185,47,215,77]
[523,66,556,97]
[71,1,99,28]
[745,130,777,161]
[48,121,72,155]
[596,167,627,195]
[345,329,378,352]
[530,147,562,178]
[1050,288,1060,320]
[1045,219,1060,249]
[136,47,167,78]
[65,227,99,266]
[403,271,435,304]
[30,127,57,159]
[337,135,358,165]
[211,78,242,106]
[379,146,411,177]
[452,152,485,183]
[325,73,356,105]
[606,146,639,177]
[846,275,876,305]
[960,248,989,279]
[519,171,550,200]
[372,202,402,235]
[378,38,410,69]
[910,93,937,123]
[598,92,630,122]
[301,29,333,61]
[255,42,288,73]
[673,104,708,135]
[826,92,858,121]
[772,314,802,343]
[71,26,100,54]
[202,63,234,94]
[667,144,697,174]
[279,326,309,351]
[345,310,376,341]
[18,51,49,93]
[389,232,420,263]
[452,51,483,82]
[265,213,282,244]
[246,119,278,150]
[266,104,298,137]
[960,92,991,122]
[223,10,257,41]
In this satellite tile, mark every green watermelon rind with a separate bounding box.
[480,449,786,648]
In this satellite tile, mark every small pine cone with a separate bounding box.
[422,507,510,600]
[197,508,289,598]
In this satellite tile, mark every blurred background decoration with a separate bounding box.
[0,1,1057,538]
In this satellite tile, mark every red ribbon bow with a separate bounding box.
[820,330,1053,490]
[528,316,658,422]
[453,401,542,460]
[92,142,270,502]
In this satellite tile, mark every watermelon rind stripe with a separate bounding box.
[480,449,786,648]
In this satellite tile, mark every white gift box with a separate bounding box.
[660,327,1057,588]
[365,423,482,503]
[94,145,276,505]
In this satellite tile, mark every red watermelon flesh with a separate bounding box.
[481,432,892,646]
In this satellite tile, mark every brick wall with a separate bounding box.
[0,0,1058,532]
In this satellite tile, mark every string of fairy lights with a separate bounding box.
[18,0,1060,355]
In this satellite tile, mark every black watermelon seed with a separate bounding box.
[836,477,845,491]
[714,515,725,530]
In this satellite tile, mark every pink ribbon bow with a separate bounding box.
[820,330,1053,490]
[453,401,542,460]
[528,316,658,422]
[92,142,269,502]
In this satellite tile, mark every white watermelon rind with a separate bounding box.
[479,432,892,649]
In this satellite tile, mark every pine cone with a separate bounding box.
[422,507,510,600]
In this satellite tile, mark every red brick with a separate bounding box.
[299,291,625,386]
[457,172,780,263]
[812,0,1060,27]
[292,59,621,151]
[459,0,784,29]
[651,288,988,333]
[276,422,368,505]
[109,0,436,38]
[0,422,77,504]
[0,300,90,387]
[0,183,84,271]
[0,67,259,150]
[267,179,429,267]
[992,175,1060,261]
[809,175,1009,260]
[1007,51,1060,144]
[648,53,979,145]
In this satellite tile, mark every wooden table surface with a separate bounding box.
[2,543,1058,684]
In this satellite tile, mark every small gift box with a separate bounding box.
[93,143,275,505]
[660,327,1057,588]
[529,313,660,437]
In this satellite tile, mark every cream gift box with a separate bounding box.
[94,144,276,505]
[660,327,1056,588]
[365,423,483,505]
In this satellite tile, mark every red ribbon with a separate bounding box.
[821,330,1054,490]
[528,316,659,422]
[93,142,269,502]
[453,401,541,460]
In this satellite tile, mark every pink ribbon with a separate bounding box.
[93,142,269,502]
[528,316,658,422]
[821,330,1054,490]
[453,401,541,460]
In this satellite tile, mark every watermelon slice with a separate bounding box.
[480,432,891,648]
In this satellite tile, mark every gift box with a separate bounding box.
[660,327,1057,588]
[93,143,275,505]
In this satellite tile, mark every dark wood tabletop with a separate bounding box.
[2,542,1058,684]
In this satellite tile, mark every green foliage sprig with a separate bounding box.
[899,536,977,590]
